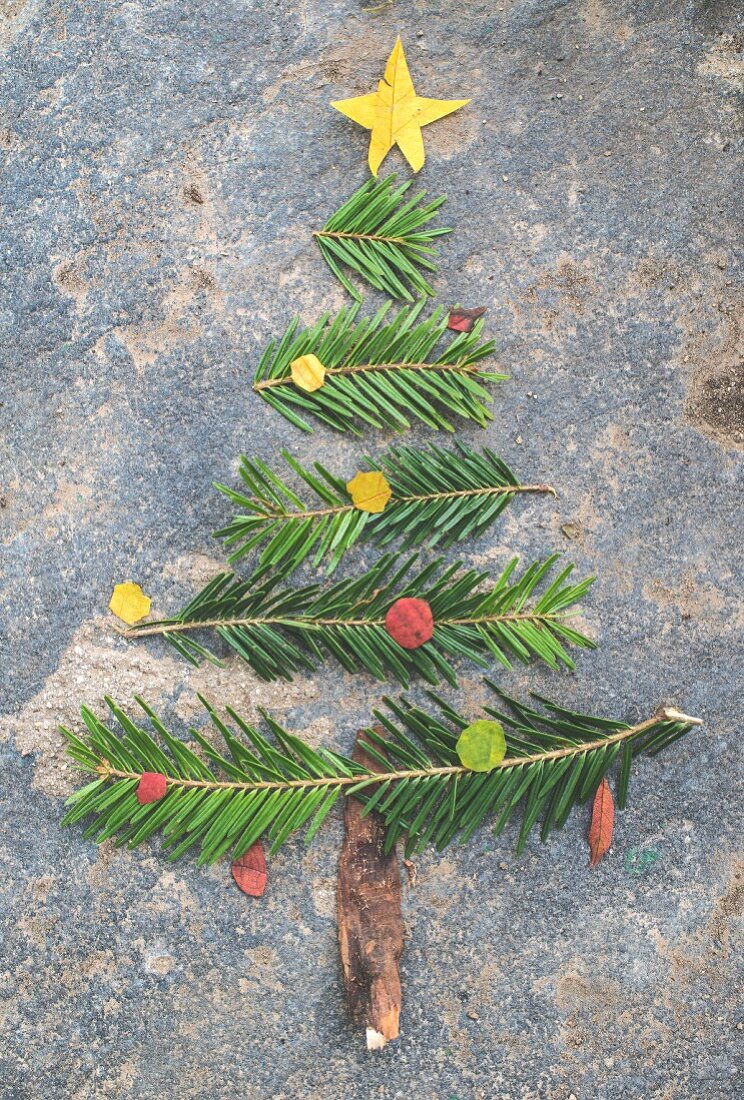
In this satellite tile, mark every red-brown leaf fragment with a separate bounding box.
[384,597,434,649]
[447,306,487,333]
[231,840,268,897]
[588,777,614,868]
[136,772,167,805]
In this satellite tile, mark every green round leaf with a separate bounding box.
[456,720,507,772]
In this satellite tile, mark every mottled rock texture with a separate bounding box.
[1,1,742,1097]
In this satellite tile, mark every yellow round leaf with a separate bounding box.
[290,353,326,393]
[109,581,152,626]
[346,470,392,514]
[456,719,506,772]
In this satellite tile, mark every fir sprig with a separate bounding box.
[252,300,504,434]
[215,443,556,573]
[122,553,594,687]
[313,174,450,301]
[61,687,701,863]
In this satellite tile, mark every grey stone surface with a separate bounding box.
[1,1,742,1097]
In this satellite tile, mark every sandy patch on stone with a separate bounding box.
[1,613,321,799]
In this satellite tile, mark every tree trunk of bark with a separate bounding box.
[337,729,404,1049]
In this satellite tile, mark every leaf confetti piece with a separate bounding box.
[456,720,506,772]
[588,777,614,868]
[290,353,326,393]
[384,596,434,650]
[448,306,487,333]
[331,37,470,176]
[347,470,392,514]
[136,772,167,805]
[232,840,268,897]
[109,581,151,626]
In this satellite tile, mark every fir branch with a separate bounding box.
[121,553,595,687]
[61,688,702,864]
[252,300,504,434]
[214,443,556,573]
[312,174,451,301]
[360,687,702,856]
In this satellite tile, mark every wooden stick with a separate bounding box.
[337,729,404,1050]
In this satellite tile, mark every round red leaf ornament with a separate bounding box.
[384,597,434,649]
[136,771,168,805]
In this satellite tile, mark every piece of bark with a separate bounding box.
[337,729,404,1050]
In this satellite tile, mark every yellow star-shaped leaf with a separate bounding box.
[331,37,470,176]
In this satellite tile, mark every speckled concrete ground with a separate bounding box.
[1,1,742,1097]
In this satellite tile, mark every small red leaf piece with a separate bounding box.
[588,777,614,868]
[447,306,487,333]
[136,772,167,805]
[231,840,268,897]
[384,597,434,650]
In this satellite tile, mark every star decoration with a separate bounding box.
[331,37,470,176]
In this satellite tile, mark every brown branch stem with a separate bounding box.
[253,358,489,392]
[120,611,566,640]
[246,482,557,521]
[313,229,408,245]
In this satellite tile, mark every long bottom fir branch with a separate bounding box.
[62,684,701,863]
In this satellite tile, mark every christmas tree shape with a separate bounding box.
[58,36,704,1051]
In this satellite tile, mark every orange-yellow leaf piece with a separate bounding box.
[331,37,470,176]
[109,581,151,626]
[347,470,392,514]
[290,353,326,392]
[588,777,614,868]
